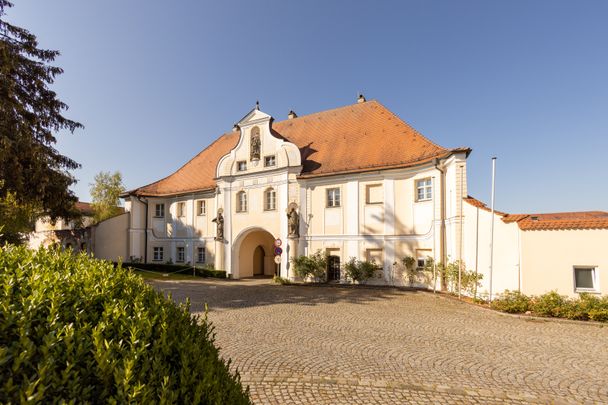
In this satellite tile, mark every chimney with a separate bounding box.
[357,93,366,103]
[288,110,297,120]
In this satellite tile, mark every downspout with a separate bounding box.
[137,196,149,264]
[433,158,446,290]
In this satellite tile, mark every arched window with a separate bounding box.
[236,191,247,213]
[264,188,276,211]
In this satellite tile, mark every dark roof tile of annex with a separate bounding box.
[128,100,469,197]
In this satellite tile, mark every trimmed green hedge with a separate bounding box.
[120,262,227,279]
[0,246,250,404]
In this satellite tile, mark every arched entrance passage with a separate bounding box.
[233,228,275,278]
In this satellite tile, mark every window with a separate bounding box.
[416,249,432,269]
[176,246,185,263]
[177,202,185,217]
[236,191,247,212]
[197,247,206,263]
[264,188,276,211]
[197,200,206,216]
[366,249,383,265]
[366,184,383,204]
[153,247,164,261]
[264,155,276,167]
[326,188,341,207]
[416,178,432,201]
[155,203,165,218]
[574,267,598,292]
[237,161,247,171]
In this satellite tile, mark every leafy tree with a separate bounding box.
[90,171,124,223]
[0,1,82,223]
[0,184,37,244]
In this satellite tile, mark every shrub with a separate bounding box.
[562,294,608,321]
[343,257,378,283]
[272,275,291,285]
[401,255,416,286]
[437,260,483,296]
[291,250,327,282]
[0,246,250,404]
[490,290,531,313]
[531,291,567,317]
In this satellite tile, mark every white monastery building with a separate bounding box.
[113,96,607,297]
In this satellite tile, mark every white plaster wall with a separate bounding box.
[93,213,129,261]
[462,201,520,298]
[521,229,608,297]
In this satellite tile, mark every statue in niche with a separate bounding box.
[250,127,261,161]
[287,203,299,238]
[212,209,224,240]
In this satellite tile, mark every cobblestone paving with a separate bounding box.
[153,279,608,404]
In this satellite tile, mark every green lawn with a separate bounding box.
[132,269,203,281]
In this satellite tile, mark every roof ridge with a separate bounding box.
[371,100,448,152]
[270,100,367,125]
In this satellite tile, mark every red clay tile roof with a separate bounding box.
[516,211,608,231]
[75,202,95,216]
[463,196,508,217]
[127,100,469,197]
[465,196,608,231]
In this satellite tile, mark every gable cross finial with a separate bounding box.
[255,100,260,110]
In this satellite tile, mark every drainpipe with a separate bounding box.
[433,158,446,290]
[137,196,149,263]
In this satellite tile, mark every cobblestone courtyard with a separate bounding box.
[154,279,608,404]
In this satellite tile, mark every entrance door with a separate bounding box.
[253,246,265,276]
[327,255,341,282]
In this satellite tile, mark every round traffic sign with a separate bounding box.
[274,246,283,256]
[274,239,282,247]
[274,255,282,264]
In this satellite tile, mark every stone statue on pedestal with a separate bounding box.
[287,204,299,238]
[212,209,224,241]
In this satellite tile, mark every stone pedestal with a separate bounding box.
[288,237,298,280]
[215,238,225,272]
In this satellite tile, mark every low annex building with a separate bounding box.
[463,197,608,297]
[122,97,469,282]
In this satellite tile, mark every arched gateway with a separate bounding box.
[232,227,276,278]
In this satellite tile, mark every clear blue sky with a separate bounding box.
[7,1,608,214]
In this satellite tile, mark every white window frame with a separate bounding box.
[264,188,276,211]
[177,202,185,218]
[196,247,206,263]
[264,155,276,167]
[154,203,165,218]
[573,266,599,293]
[176,246,185,263]
[153,247,164,261]
[197,200,206,216]
[326,187,341,208]
[236,191,248,213]
[416,178,433,202]
[237,161,247,172]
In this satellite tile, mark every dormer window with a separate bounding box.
[237,161,247,171]
[264,155,276,167]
